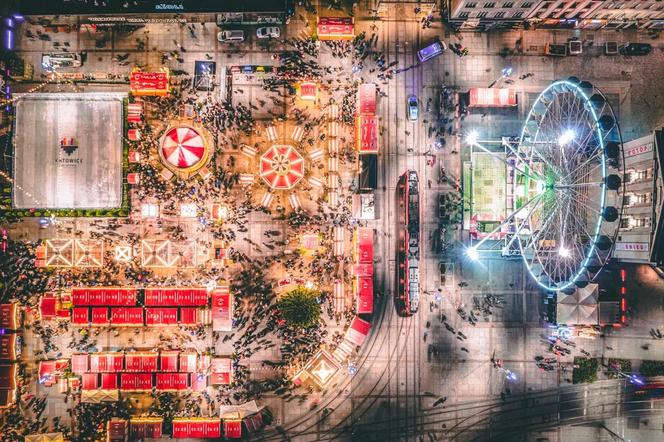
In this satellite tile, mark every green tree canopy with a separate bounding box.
[278,286,321,329]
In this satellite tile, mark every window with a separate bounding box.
[512,11,524,18]
[495,11,506,18]
[484,1,496,7]
[459,11,470,18]
[620,216,651,229]
[521,1,533,7]
[625,168,652,183]
[465,1,477,7]
[503,1,514,7]
[477,11,489,18]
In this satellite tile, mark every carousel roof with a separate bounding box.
[161,127,206,169]
[260,144,305,190]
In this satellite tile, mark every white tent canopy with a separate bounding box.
[557,284,599,325]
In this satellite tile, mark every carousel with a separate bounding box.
[159,124,211,176]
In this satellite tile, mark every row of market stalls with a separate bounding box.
[0,303,19,408]
[106,402,268,441]
[38,352,232,394]
[38,286,233,331]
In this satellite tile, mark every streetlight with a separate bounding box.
[466,246,479,261]
[466,131,479,146]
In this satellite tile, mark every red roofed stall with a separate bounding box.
[211,286,233,332]
[356,278,373,315]
[224,420,242,439]
[82,373,99,390]
[358,83,377,116]
[110,308,144,326]
[145,307,178,326]
[101,373,118,390]
[179,307,198,325]
[125,353,157,372]
[179,352,198,372]
[346,316,371,347]
[120,373,153,391]
[0,304,18,330]
[90,353,124,373]
[39,296,57,319]
[72,288,137,306]
[71,354,89,374]
[155,373,189,391]
[160,351,179,372]
[210,358,232,385]
[130,418,163,439]
[356,115,379,153]
[357,228,373,263]
[144,288,208,307]
[91,307,109,326]
[172,419,221,439]
[72,307,90,325]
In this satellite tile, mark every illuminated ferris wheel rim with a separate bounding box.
[467,79,624,292]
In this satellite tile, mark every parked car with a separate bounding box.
[619,42,652,56]
[217,30,244,42]
[256,27,280,39]
[407,95,418,121]
[417,40,447,63]
[42,52,82,68]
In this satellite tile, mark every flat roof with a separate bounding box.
[16,0,288,15]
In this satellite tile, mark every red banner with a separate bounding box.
[130,71,169,96]
[318,17,354,40]
[356,116,379,153]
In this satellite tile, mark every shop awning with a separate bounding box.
[0,335,17,360]
[71,354,89,374]
[71,307,89,325]
[356,115,379,153]
[210,358,232,385]
[145,307,178,326]
[90,353,124,373]
[212,286,233,332]
[346,316,371,346]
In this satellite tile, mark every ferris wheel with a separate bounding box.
[466,79,624,291]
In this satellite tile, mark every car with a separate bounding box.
[42,52,82,68]
[417,40,446,63]
[619,42,652,56]
[217,30,244,42]
[256,27,280,39]
[407,95,418,121]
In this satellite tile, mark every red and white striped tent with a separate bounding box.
[159,126,208,172]
[260,145,305,190]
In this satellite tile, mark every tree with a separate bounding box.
[573,357,599,384]
[278,287,321,329]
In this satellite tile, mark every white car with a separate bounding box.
[256,27,280,39]
[217,30,244,42]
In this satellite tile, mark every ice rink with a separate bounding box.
[13,92,125,209]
